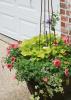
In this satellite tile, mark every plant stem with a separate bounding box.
[48,0,51,48]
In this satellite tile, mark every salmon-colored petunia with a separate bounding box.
[10,43,19,49]
[62,35,69,44]
[53,59,61,68]
[64,68,69,77]
[6,64,13,71]
[11,56,16,63]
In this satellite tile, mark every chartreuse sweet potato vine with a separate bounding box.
[19,34,63,60]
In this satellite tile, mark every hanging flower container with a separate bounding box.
[4,33,71,100]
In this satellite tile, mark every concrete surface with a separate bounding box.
[0,40,30,100]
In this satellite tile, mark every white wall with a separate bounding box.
[0,0,60,40]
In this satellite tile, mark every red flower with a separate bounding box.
[11,56,16,63]
[42,77,48,83]
[10,43,19,49]
[62,36,69,44]
[53,59,61,68]
[6,64,13,71]
[64,68,69,77]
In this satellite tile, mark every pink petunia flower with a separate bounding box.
[10,43,19,49]
[11,56,16,63]
[53,59,61,68]
[6,64,13,71]
[64,68,69,77]
[62,35,69,44]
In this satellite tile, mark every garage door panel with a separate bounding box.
[31,0,41,11]
[18,19,39,38]
[17,0,30,7]
[0,0,15,4]
[0,0,60,40]
[0,2,15,17]
[0,0,40,40]
[0,13,16,32]
[17,6,40,23]
[17,0,41,11]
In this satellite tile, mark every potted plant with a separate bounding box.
[3,4,71,98]
[4,33,71,100]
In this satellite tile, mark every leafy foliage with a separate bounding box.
[4,34,71,99]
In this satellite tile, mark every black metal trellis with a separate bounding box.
[39,0,71,47]
[39,0,43,49]
[39,0,56,48]
[48,0,51,47]
[44,0,46,37]
[51,0,57,43]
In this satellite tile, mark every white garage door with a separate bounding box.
[0,0,60,41]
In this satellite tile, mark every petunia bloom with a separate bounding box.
[11,56,16,63]
[53,59,61,68]
[62,35,69,44]
[10,43,19,49]
[64,68,69,77]
[6,64,13,71]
